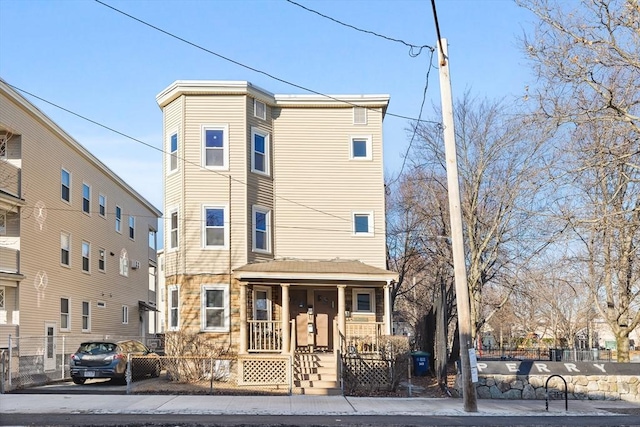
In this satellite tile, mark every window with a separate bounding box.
[149,229,157,251]
[129,216,135,240]
[122,305,129,324]
[251,128,269,175]
[61,298,70,330]
[60,232,70,266]
[0,136,6,159]
[0,287,5,309]
[253,286,271,321]
[97,301,106,308]
[98,248,106,272]
[201,284,229,332]
[82,183,91,214]
[169,285,179,330]
[169,132,178,172]
[350,135,372,160]
[353,288,375,313]
[82,301,90,332]
[99,194,106,217]
[203,206,227,248]
[81,241,90,273]
[353,212,373,236]
[169,209,178,249]
[0,211,5,235]
[115,206,122,233]
[119,249,129,277]
[252,206,270,253]
[254,99,266,120]
[353,107,367,125]
[202,125,228,169]
[61,169,70,202]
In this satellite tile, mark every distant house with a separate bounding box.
[0,79,161,372]
[156,80,397,393]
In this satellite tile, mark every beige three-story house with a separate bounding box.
[157,80,397,392]
[0,79,161,378]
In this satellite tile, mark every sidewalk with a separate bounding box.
[1,394,639,417]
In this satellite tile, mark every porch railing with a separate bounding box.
[345,321,384,354]
[248,320,282,352]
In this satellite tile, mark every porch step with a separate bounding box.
[292,352,340,396]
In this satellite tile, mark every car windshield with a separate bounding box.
[77,342,117,354]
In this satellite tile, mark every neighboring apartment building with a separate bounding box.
[156,80,397,370]
[0,79,162,367]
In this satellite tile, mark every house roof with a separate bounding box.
[233,259,397,283]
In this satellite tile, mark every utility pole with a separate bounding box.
[437,38,478,412]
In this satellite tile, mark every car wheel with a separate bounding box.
[151,361,161,378]
[72,377,86,385]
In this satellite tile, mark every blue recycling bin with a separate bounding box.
[411,351,430,376]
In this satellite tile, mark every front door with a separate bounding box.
[44,322,56,371]
[314,290,337,351]
[290,289,309,347]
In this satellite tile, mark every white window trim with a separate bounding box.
[353,106,368,125]
[168,285,180,331]
[81,240,91,274]
[60,297,71,331]
[122,305,129,324]
[167,206,179,252]
[252,205,271,254]
[82,300,91,332]
[349,135,373,160]
[352,288,375,314]
[201,284,230,332]
[202,204,229,250]
[0,211,6,235]
[97,301,107,308]
[115,205,122,234]
[352,211,374,236]
[250,127,270,176]
[98,247,106,273]
[129,215,135,241]
[168,130,179,174]
[252,286,272,321]
[61,168,71,204]
[254,99,267,120]
[99,194,107,218]
[82,182,91,215]
[201,124,229,170]
[61,231,71,267]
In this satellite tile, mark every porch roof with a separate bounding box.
[233,259,398,283]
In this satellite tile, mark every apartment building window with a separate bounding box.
[353,212,373,236]
[82,301,91,332]
[81,241,90,273]
[201,284,229,332]
[0,136,6,159]
[253,286,271,321]
[202,125,228,169]
[169,285,179,330]
[0,287,5,309]
[129,216,135,240]
[122,305,129,324]
[115,206,122,233]
[252,206,270,253]
[61,298,70,330]
[169,132,178,172]
[352,289,375,313]
[61,169,71,202]
[99,194,106,217]
[98,248,106,272]
[251,128,269,175]
[254,99,266,120]
[350,136,372,160]
[169,209,178,249]
[353,107,367,124]
[0,211,5,235]
[119,249,129,277]
[82,183,91,214]
[60,232,71,266]
[203,206,227,248]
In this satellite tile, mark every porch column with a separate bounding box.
[384,281,392,335]
[239,282,248,354]
[337,285,346,351]
[281,283,290,354]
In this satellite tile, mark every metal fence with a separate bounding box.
[479,347,613,362]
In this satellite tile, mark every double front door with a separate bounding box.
[290,289,337,351]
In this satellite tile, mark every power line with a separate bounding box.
[93,0,438,125]
[285,0,434,57]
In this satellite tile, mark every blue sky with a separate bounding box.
[0,0,535,214]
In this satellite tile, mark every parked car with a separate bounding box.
[69,339,161,384]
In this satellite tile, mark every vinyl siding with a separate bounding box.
[163,97,183,275]
[0,87,160,339]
